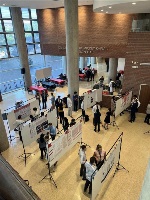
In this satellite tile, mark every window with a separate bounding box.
[31,9,37,19]
[0,21,3,32]
[34,33,40,42]
[0,34,6,45]
[1,7,11,18]
[9,46,18,57]
[3,20,13,32]
[6,34,15,45]
[23,20,32,31]
[32,21,38,31]
[27,44,35,54]
[0,47,8,58]
[21,8,29,19]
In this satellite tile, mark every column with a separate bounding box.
[64,0,79,98]
[0,110,9,152]
[108,58,118,82]
[62,56,67,74]
[11,7,32,89]
[91,57,96,64]
[79,57,85,69]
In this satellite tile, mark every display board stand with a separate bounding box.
[113,136,129,177]
[110,116,119,130]
[39,147,57,188]
[18,138,32,166]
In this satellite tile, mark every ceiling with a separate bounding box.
[0,0,150,14]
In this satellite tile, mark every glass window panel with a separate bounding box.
[3,20,13,32]
[25,33,33,43]
[0,47,8,58]
[23,20,31,31]
[31,9,37,19]
[6,34,15,45]
[1,7,11,18]
[0,34,6,45]
[21,8,29,18]
[34,33,40,42]
[9,46,18,57]
[32,21,38,31]
[35,44,41,53]
[0,21,3,32]
[27,44,35,54]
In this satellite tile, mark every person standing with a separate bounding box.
[92,102,101,116]
[67,94,73,117]
[144,101,150,125]
[103,108,111,130]
[14,115,24,141]
[90,68,95,81]
[41,90,48,109]
[79,145,87,180]
[93,144,106,169]
[62,117,69,131]
[38,133,46,159]
[94,109,101,132]
[45,123,56,141]
[55,96,61,117]
[50,92,55,110]
[129,96,138,123]
[73,91,78,111]
[35,93,41,109]
[109,79,115,95]
[84,156,96,195]
[58,99,64,124]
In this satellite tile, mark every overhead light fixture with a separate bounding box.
[3,3,5,5]
[132,2,136,5]
[106,11,108,13]
[109,6,112,8]
[101,10,103,11]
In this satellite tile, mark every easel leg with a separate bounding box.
[113,162,129,177]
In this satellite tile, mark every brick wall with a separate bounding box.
[37,6,136,57]
[123,32,150,95]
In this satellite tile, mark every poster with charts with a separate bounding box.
[48,142,55,162]
[72,122,81,141]
[14,103,30,119]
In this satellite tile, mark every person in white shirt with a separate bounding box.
[79,145,87,180]
[109,79,115,95]
[84,156,96,194]
[67,94,72,117]
[32,107,40,118]
[92,102,101,115]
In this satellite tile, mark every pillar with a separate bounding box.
[79,57,85,69]
[11,7,32,89]
[0,110,9,152]
[64,0,79,98]
[108,58,118,82]
[91,57,96,64]
[62,56,67,74]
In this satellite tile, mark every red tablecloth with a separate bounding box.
[50,78,65,85]
[79,74,86,80]
[29,86,47,94]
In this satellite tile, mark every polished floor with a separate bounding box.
[1,74,150,200]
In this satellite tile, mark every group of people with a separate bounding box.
[79,144,106,194]
[79,66,96,82]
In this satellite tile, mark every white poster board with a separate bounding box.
[36,67,52,80]
[21,116,48,147]
[7,99,39,131]
[92,139,122,200]
[83,90,97,110]
[95,88,103,102]
[47,109,57,127]
[115,91,132,117]
[47,122,82,166]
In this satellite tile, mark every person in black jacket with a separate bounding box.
[94,109,101,132]
[58,99,64,124]
[63,117,69,131]
[55,96,61,117]
[129,98,138,123]
[41,90,48,109]
[38,133,46,159]
[73,91,78,111]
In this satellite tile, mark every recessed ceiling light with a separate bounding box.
[109,7,112,8]
[3,3,5,5]
[101,10,103,11]
[132,2,136,5]
[106,11,108,13]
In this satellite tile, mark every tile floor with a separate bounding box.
[1,78,150,200]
